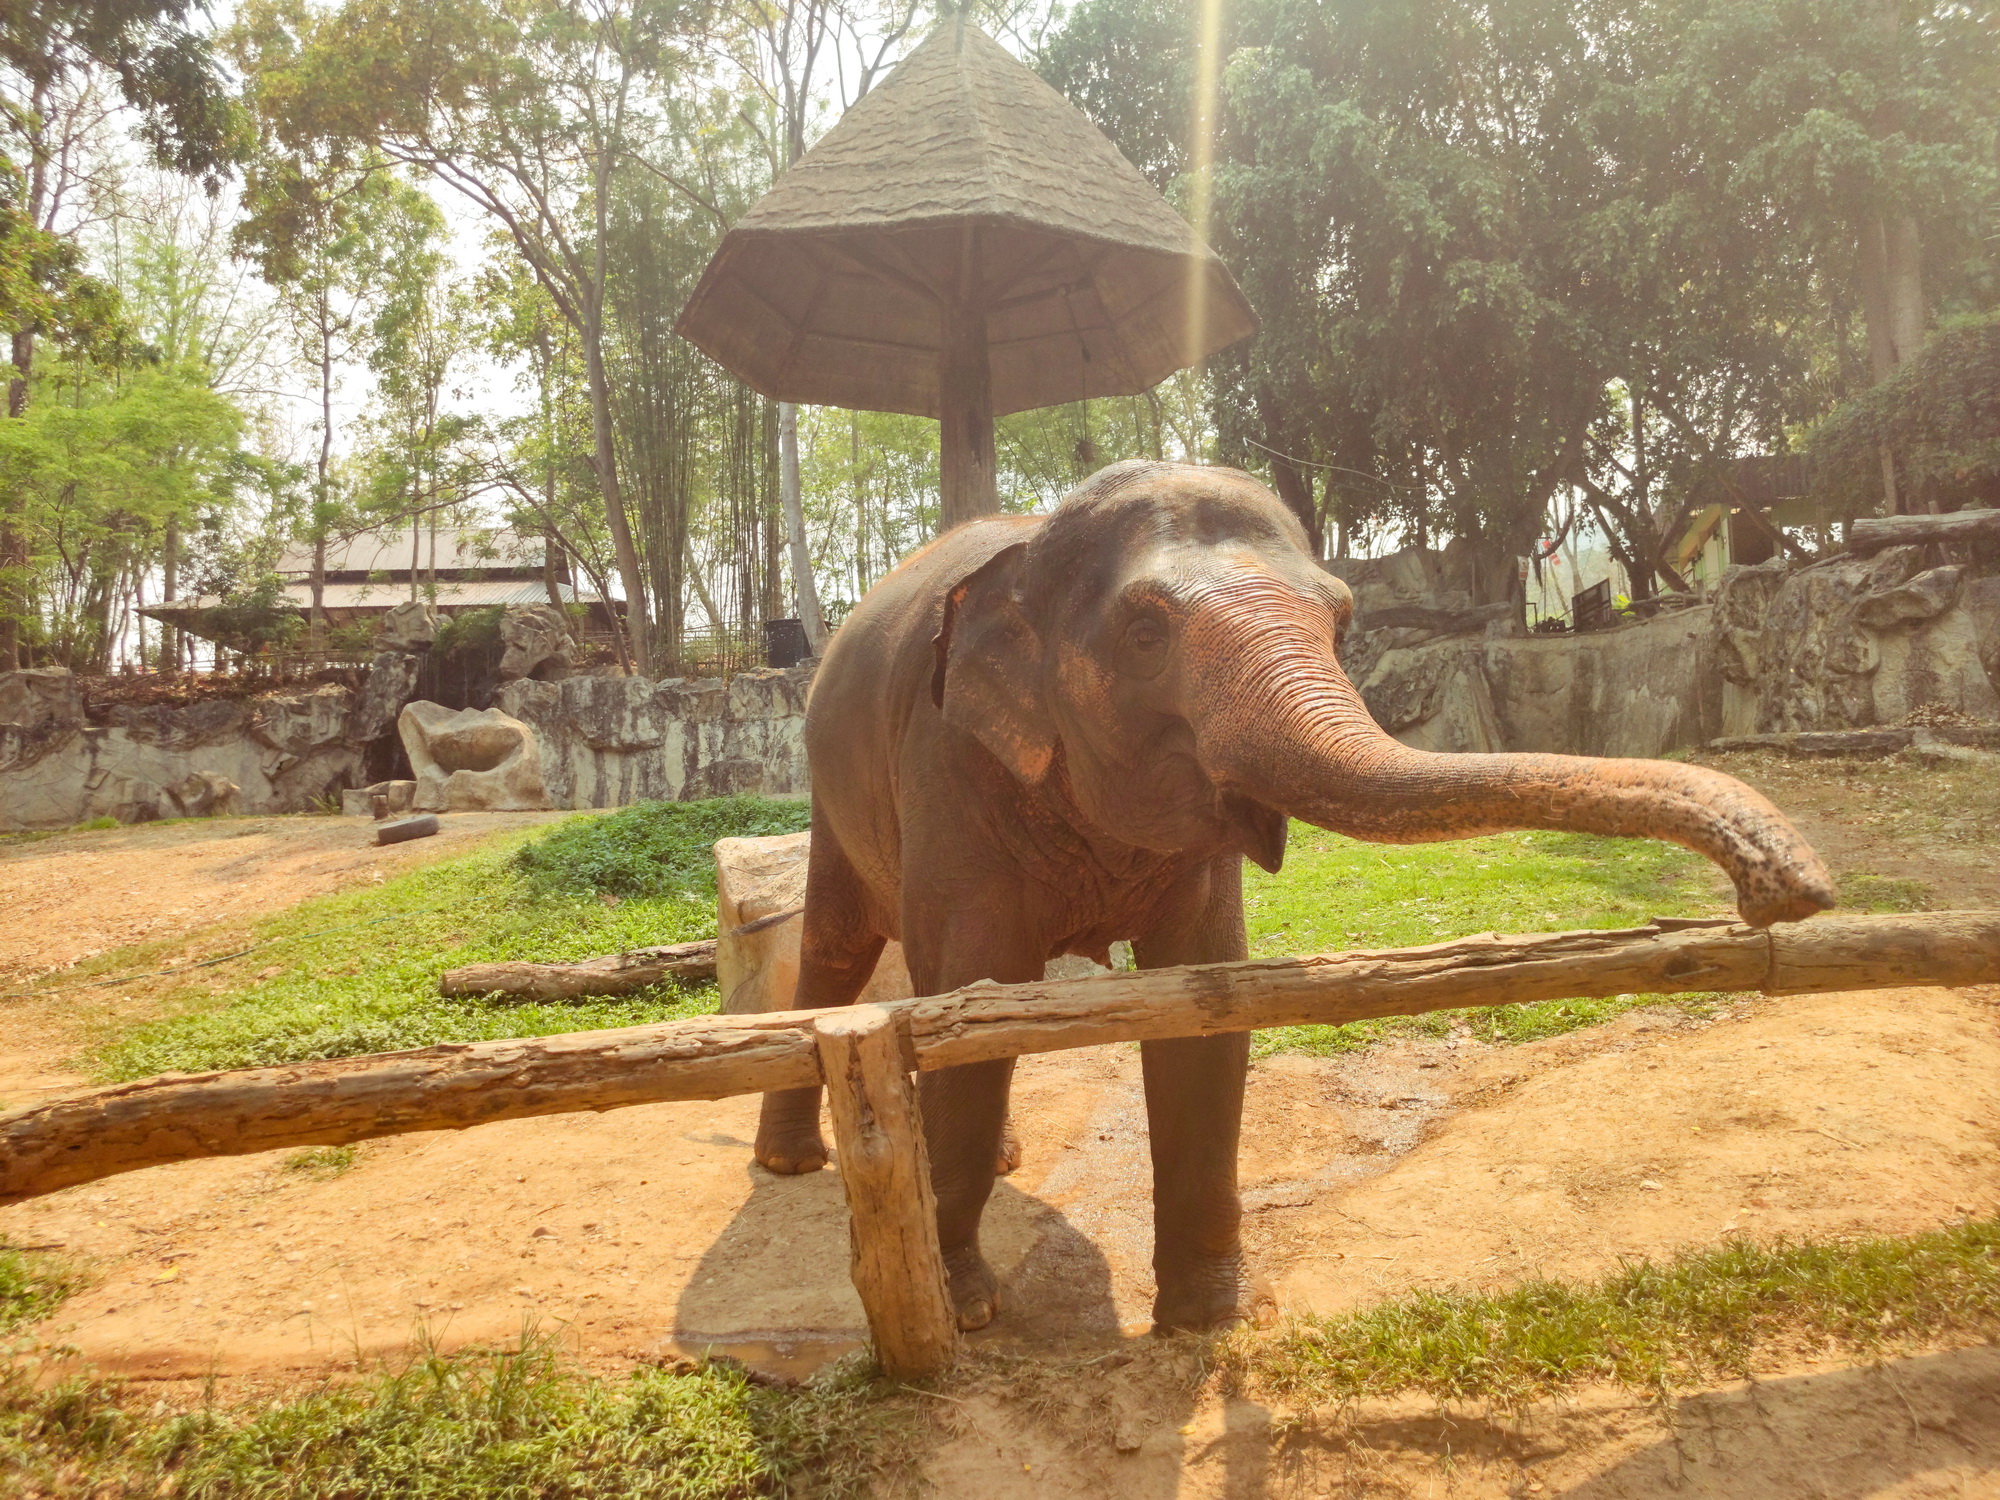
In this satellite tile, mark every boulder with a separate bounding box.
[498,604,576,683]
[397,701,552,812]
[165,771,239,818]
[340,779,417,817]
[0,668,84,733]
[713,830,1123,1015]
[376,600,439,652]
[715,830,915,1014]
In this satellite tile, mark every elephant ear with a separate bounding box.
[931,542,1056,782]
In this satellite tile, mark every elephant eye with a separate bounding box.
[1117,616,1171,678]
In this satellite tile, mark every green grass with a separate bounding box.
[1227,1217,2000,1408]
[1839,870,1933,912]
[283,1146,356,1181]
[0,1334,909,1500]
[1245,827,1730,1055]
[0,1249,83,1334]
[80,798,811,1082]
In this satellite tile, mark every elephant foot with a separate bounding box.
[994,1117,1023,1177]
[754,1088,828,1175]
[1151,1259,1277,1334]
[943,1244,1001,1331]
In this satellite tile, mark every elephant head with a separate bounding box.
[933,461,1833,926]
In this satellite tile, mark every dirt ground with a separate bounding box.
[0,810,570,987]
[1,760,1997,1496]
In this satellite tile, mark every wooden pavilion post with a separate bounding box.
[814,1005,959,1379]
[938,229,997,533]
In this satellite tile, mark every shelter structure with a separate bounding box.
[676,18,1257,530]
[141,529,614,652]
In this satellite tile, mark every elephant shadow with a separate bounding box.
[668,1159,1125,1356]
[669,1151,1274,1497]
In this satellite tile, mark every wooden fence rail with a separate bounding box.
[5,909,1996,1377]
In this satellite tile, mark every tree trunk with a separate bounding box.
[1,328,35,669]
[161,514,180,675]
[440,940,718,1000]
[583,295,651,676]
[311,311,334,651]
[1266,451,1325,559]
[779,402,826,651]
[817,1005,959,1378]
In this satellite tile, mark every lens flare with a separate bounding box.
[1183,0,1226,374]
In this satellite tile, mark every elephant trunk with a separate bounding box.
[1188,588,1835,927]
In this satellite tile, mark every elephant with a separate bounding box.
[758,460,1834,1335]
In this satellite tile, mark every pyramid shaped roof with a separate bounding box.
[675,20,1257,419]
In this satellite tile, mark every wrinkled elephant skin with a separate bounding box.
[766,461,1834,1335]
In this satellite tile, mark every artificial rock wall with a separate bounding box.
[0,654,419,831]
[1335,544,2000,758]
[497,664,814,808]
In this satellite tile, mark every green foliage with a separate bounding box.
[0,352,261,667]
[1232,1218,2000,1407]
[430,603,503,654]
[1807,312,2000,514]
[0,1249,83,1333]
[197,571,304,653]
[1043,0,2000,579]
[1245,826,1726,1054]
[512,795,813,901]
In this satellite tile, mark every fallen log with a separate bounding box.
[439,940,718,1001]
[5,911,1997,1206]
[1848,508,2000,556]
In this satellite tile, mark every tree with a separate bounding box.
[233,150,430,647]
[1,0,242,666]
[233,0,712,676]
[1639,0,2000,516]
[1807,311,2000,515]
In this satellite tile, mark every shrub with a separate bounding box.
[512,796,813,900]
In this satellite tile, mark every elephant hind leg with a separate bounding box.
[755,809,886,1176]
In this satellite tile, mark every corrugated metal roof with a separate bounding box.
[142,579,606,616]
[273,527,547,577]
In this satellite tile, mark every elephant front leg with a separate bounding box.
[1135,854,1277,1332]
[755,814,886,1176]
[902,900,1043,1332]
[920,1056,1016,1330]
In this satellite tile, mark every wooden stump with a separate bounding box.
[814,1005,958,1380]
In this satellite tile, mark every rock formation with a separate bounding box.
[398,700,552,812]
[497,604,576,683]
[498,664,813,808]
[376,601,439,652]
[0,653,421,831]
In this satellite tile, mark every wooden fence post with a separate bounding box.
[814,1004,959,1380]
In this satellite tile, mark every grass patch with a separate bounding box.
[0,1335,912,1499]
[1838,870,1933,912]
[77,798,809,1081]
[283,1146,356,1181]
[513,795,811,900]
[1245,827,1730,1055]
[1228,1218,2000,1408]
[0,1249,83,1334]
